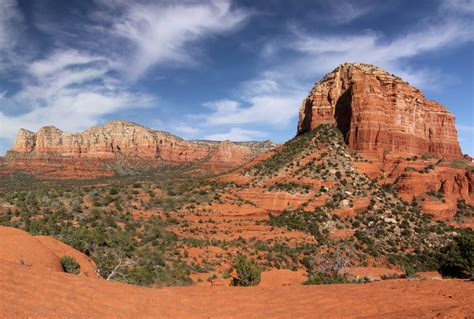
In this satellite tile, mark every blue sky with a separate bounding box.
[0,0,473,155]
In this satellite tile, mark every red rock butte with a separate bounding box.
[297,63,463,160]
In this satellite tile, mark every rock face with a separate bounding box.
[297,63,463,160]
[5,121,276,178]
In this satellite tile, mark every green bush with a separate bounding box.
[231,255,261,286]
[60,256,81,275]
[438,233,473,279]
[304,272,349,285]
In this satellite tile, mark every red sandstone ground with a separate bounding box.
[0,261,474,318]
[1,259,472,318]
[1,225,472,318]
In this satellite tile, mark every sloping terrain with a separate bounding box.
[0,258,472,318]
[0,226,96,276]
[2,224,471,318]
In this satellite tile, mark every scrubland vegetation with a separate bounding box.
[0,124,472,287]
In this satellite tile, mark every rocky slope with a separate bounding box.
[3,120,276,178]
[298,63,463,161]
[0,225,472,318]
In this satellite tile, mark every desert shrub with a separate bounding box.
[304,272,349,285]
[381,273,401,280]
[450,159,474,171]
[438,233,474,279]
[231,255,261,286]
[60,256,81,275]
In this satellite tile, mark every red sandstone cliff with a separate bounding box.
[297,63,463,160]
[4,121,275,178]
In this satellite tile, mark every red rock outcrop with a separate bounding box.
[298,63,463,160]
[385,158,474,219]
[4,121,275,178]
[0,226,97,276]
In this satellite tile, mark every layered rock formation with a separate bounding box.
[298,63,463,160]
[4,121,276,178]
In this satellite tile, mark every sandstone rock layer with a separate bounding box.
[298,63,463,160]
[5,121,275,178]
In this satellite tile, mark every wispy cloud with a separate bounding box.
[188,1,474,141]
[319,0,377,25]
[440,0,474,14]
[204,127,267,141]
[281,15,474,88]
[0,48,153,139]
[174,124,201,136]
[108,0,250,78]
[202,93,303,127]
[0,0,24,70]
[28,50,105,77]
[0,0,252,148]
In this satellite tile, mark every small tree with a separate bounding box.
[232,255,261,286]
[60,256,81,275]
[304,244,354,285]
[438,233,473,279]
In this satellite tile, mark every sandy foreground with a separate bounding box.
[0,260,473,319]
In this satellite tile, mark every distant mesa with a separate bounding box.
[4,120,276,178]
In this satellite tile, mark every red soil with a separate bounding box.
[1,259,472,318]
[0,226,63,272]
[259,269,307,287]
[36,236,97,277]
[329,228,355,240]
[346,267,403,280]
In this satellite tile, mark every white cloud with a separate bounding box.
[0,0,22,49]
[286,17,474,88]
[174,124,201,136]
[204,127,267,141]
[1,90,152,138]
[0,48,153,140]
[110,0,250,78]
[256,13,474,94]
[197,69,305,128]
[189,3,474,141]
[322,0,376,25]
[29,49,104,77]
[0,0,254,152]
[0,0,24,69]
[440,0,474,14]
[203,94,303,126]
